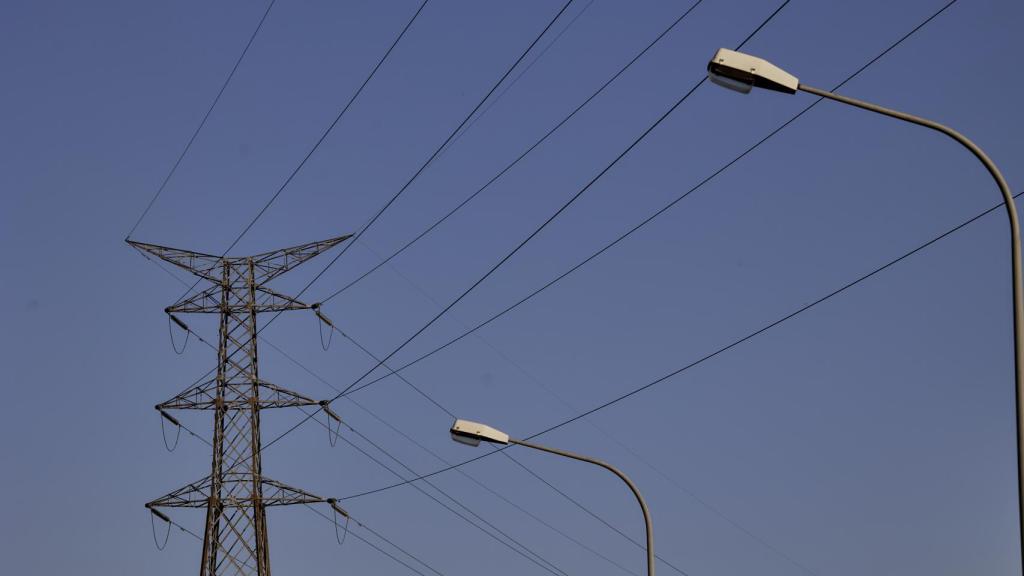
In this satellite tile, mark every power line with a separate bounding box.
[147,268,573,573]
[330,0,968,500]
[501,451,689,575]
[357,238,820,574]
[329,419,570,576]
[343,394,643,576]
[143,198,782,576]
[130,5,692,572]
[143,242,660,575]
[341,185,1019,497]
[334,0,957,404]
[136,1,965,571]
[142,0,701,413]
[279,72,707,439]
[220,0,431,257]
[320,0,706,303]
[153,495,447,576]
[147,0,431,313]
[313,0,786,401]
[126,0,277,239]
[135,249,457,573]
[433,0,598,163]
[299,302,690,574]
[182,0,580,382]
[253,8,809,573]
[303,504,448,576]
[261,0,791,498]
[346,188,1015,506]
[295,0,578,297]
[260,330,676,576]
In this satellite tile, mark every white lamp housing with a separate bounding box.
[450,419,510,447]
[707,48,799,94]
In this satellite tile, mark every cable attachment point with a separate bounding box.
[311,303,335,350]
[166,312,190,355]
[326,498,351,546]
[321,400,342,447]
[158,408,182,452]
[147,504,171,550]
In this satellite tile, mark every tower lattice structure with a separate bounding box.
[130,235,350,576]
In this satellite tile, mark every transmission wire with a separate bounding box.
[185,0,581,387]
[139,266,574,576]
[332,0,958,403]
[354,239,820,574]
[320,0,706,303]
[330,0,969,500]
[327,419,570,576]
[126,0,278,239]
[341,187,1018,498]
[299,0,792,417]
[294,0,579,297]
[303,504,447,576]
[433,0,598,163]
[140,0,696,407]
[220,0,431,258]
[258,333,657,575]
[159,0,431,309]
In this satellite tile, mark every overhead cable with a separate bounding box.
[260,0,793,503]
[126,0,278,239]
[321,0,707,303]
[332,0,958,403]
[331,0,969,499]
[154,0,431,309]
[295,0,579,296]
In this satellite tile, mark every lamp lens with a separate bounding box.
[708,70,753,94]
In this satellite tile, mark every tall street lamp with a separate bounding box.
[707,47,1023,559]
[450,419,656,576]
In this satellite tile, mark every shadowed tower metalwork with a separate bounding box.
[129,235,350,576]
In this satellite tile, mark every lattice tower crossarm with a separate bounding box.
[129,234,350,576]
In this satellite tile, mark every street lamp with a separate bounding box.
[707,47,1024,559]
[450,419,656,576]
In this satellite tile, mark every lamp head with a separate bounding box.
[450,419,510,447]
[707,48,798,94]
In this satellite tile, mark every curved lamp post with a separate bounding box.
[450,419,656,576]
[707,47,1023,559]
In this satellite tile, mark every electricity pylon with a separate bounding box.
[129,235,350,576]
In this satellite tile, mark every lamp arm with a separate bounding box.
[799,81,1024,560]
[797,83,1015,205]
[510,438,655,576]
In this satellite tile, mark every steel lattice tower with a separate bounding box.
[130,235,350,576]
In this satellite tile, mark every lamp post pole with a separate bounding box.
[707,47,1024,564]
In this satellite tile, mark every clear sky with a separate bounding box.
[2,1,1023,574]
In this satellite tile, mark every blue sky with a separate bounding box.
[2,1,1023,574]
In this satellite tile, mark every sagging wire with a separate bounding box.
[327,498,351,547]
[311,303,334,350]
[158,409,182,452]
[320,400,343,447]
[148,506,171,551]
[167,312,190,354]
